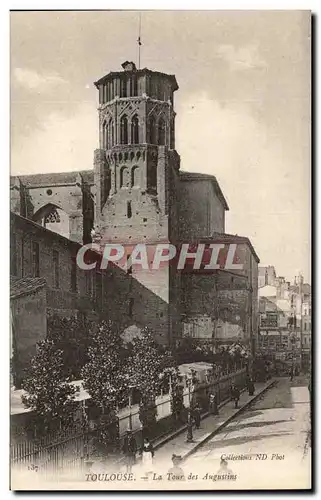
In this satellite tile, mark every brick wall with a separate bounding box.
[11,287,47,381]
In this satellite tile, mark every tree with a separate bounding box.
[47,314,92,379]
[81,320,129,451]
[21,340,77,432]
[126,329,169,435]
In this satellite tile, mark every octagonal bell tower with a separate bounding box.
[93,61,180,246]
[93,61,181,345]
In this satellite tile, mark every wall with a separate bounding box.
[11,288,47,381]
[179,179,225,239]
[11,211,175,345]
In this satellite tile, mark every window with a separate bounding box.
[131,166,140,187]
[170,119,175,149]
[120,77,127,97]
[120,115,128,144]
[103,121,108,149]
[148,116,157,144]
[10,233,17,276]
[70,259,77,292]
[120,166,129,188]
[131,115,139,144]
[32,242,40,277]
[130,76,138,96]
[53,250,59,288]
[158,118,166,145]
[150,165,157,191]
[44,207,60,223]
[127,201,132,219]
[86,272,92,296]
[108,119,114,148]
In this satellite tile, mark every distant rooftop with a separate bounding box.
[10,276,46,300]
[10,170,94,188]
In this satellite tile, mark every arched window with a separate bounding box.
[148,116,157,144]
[103,121,109,149]
[131,166,140,187]
[129,76,138,96]
[120,166,129,188]
[33,204,70,239]
[120,77,127,97]
[158,118,166,146]
[131,115,139,144]
[120,115,128,144]
[150,165,157,192]
[170,118,175,149]
[108,118,114,148]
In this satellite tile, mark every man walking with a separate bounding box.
[122,429,137,473]
[231,384,240,409]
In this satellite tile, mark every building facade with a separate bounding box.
[258,271,311,371]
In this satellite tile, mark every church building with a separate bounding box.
[10,61,259,352]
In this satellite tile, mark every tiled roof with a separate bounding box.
[11,170,94,188]
[10,276,46,300]
[212,232,260,263]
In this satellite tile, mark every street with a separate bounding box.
[182,376,311,489]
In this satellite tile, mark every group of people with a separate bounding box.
[231,376,255,408]
[122,430,154,474]
[122,375,256,474]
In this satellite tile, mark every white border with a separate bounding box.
[2,2,318,499]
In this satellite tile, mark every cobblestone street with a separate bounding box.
[182,376,311,489]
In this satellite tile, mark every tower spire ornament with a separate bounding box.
[137,12,142,69]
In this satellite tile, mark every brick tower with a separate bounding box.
[93,61,181,344]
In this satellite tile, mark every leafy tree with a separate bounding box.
[126,329,169,435]
[21,339,77,432]
[47,315,92,379]
[81,320,129,451]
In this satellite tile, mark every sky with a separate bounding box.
[10,10,311,283]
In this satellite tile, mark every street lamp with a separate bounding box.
[128,384,135,431]
[186,375,194,443]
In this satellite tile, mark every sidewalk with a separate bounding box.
[128,379,275,473]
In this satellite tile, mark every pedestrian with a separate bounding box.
[167,454,185,480]
[231,384,240,409]
[217,458,233,475]
[186,409,194,442]
[209,393,219,415]
[122,429,137,474]
[140,437,154,476]
[247,378,255,396]
[290,367,294,381]
[193,403,201,429]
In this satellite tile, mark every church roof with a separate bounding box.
[179,171,229,210]
[211,232,260,263]
[10,276,46,300]
[94,67,179,91]
[11,170,94,188]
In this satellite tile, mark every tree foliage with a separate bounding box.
[47,315,92,379]
[126,328,170,432]
[81,320,129,412]
[21,339,77,429]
